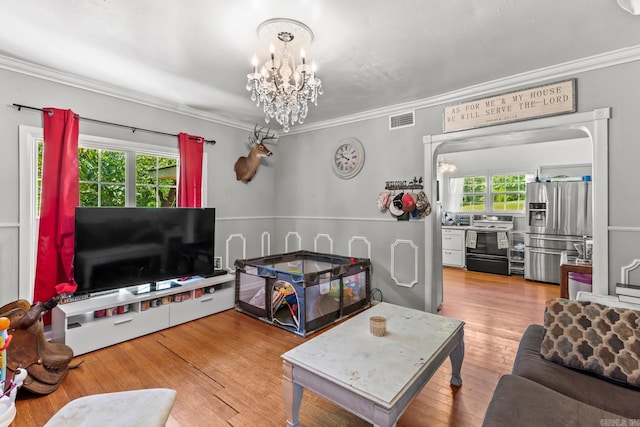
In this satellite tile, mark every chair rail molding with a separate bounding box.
[390,239,419,288]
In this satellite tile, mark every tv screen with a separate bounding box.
[73,207,215,295]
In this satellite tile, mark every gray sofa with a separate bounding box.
[483,324,640,426]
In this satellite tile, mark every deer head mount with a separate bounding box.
[234,125,276,183]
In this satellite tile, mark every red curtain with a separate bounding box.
[178,133,204,207]
[34,108,79,322]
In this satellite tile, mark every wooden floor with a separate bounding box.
[14,268,559,426]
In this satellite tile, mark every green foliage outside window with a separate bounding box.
[36,143,179,213]
[79,148,126,207]
[457,174,527,212]
[491,174,527,211]
[461,176,486,211]
[136,155,177,207]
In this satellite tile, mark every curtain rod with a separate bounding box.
[11,103,216,145]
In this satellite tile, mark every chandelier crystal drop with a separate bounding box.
[246,18,323,132]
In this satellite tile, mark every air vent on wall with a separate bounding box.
[389,111,415,130]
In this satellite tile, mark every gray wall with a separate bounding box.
[0,68,276,303]
[2,57,640,308]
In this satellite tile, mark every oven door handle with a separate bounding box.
[528,248,563,255]
[466,253,508,260]
[528,235,582,242]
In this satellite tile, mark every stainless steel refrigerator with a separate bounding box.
[524,181,592,284]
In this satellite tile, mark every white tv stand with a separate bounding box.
[51,274,235,355]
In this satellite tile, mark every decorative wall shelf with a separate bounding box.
[385,177,423,191]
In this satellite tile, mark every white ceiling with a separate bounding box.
[1,1,639,132]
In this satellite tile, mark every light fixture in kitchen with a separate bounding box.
[246,18,323,132]
[437,159,457,173]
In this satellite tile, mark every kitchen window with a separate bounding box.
[460,176,486,211]
[449,173,530,213]
[491,174,529,212]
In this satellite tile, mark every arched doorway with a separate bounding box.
[423,108,610,313]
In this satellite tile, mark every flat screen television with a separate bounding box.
[73,207,215,296]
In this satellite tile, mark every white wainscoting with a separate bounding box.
[313,234,333,253]
[348,236,372,259]
[225,234,246,272]
[0,224,19,303]
[285,232,302,252]
[261,231,271,256]
[390,239,419,288]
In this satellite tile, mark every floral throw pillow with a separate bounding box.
[541,298,640,387]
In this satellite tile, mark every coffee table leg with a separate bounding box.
[282,360,303,427]
[449,331,465,387]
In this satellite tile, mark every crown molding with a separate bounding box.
[2,45,640,135]
[0,55,251,131]
[288,44,640,134]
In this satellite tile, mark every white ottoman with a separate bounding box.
[44,388,177,427]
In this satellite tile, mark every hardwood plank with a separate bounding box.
[13,268,558,426]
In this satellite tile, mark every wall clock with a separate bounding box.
[331,137,365,179]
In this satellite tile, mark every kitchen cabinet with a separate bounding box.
[442,227,465,268]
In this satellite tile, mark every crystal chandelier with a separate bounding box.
[246,18,323,132]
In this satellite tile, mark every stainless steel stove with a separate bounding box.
[466,215,514,275]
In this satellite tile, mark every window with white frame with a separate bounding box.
[449,173,531,213]
[460,176,486,211]
[491,173,530,212]
[20,126,195,300]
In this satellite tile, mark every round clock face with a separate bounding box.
[331,137,365,179]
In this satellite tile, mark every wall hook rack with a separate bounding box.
[385,176,423,191]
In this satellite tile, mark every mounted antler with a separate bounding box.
[234,125,275,183]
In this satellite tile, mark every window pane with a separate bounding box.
[158,157,178,186]
[458,175,486,211]
[78,147,99,181]
[136,155,157,185]
[80,183,99,207]
[136,185,156,207]
[37,141,44,216]
[136,154,179,207]
[159,187,177,207]
[101,184,126,207]
[492,174,527,212]
[101,150,126,183]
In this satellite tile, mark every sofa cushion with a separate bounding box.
[541,298,640,387]
[482,375,626,427]
[513,324,640,418]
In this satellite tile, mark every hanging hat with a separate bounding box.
[376,190,391,212]
[416,191,432,217]
[389,192,405,217]
[401,192,417,213]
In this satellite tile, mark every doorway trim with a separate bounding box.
[423,108,609,313]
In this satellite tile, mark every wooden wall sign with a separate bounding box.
[443,79,576,133]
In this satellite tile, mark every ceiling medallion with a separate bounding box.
[246,18,323,132]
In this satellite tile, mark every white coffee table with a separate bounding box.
[281,302,465,427]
